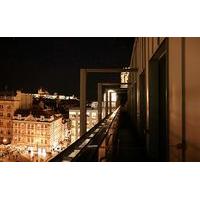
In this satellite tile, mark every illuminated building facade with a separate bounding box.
[69,108,98,143]
[0,91,32,144]
[33,88,78,100]
[102,90,117,118]
[12,110,65,153]
[121,67,129,88]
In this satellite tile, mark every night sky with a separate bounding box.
[0,38,134,100]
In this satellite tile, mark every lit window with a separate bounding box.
[69,112,76,115]
[92,112,97,118]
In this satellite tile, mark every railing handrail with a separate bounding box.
[48,107,120,162]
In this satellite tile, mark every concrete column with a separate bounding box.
[98,83,102,122]
[80,69,87,136]
[105,89,108,116]
[109,92,112,114]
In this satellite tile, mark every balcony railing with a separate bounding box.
[48,107,120,162]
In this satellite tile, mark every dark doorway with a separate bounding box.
[139,71,146,144]
[149,41,168,161]
[118,92,127,107]
[158,54,168,161]
[132,82,137,128]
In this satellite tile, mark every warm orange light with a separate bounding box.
[3,138,7,144]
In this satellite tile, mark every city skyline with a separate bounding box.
[0,38,134,100]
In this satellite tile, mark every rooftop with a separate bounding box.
[13,107,61,122]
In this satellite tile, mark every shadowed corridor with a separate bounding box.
[112,107,149,162]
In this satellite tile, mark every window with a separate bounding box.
[7,123,10,128]
[45,140,47,144]
[0,121,3,127]
[41,139,43,144]
[28,138,30,142]
[92,112,97,118]
[31,138,34,142]
[7,113,11,117]
[0,105,3,109]
[40,116,45,121]
[7,105,11,109]
[0,112,3,117]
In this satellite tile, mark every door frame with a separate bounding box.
[148,38,169,161]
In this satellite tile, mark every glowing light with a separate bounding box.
[121,70,129,88]
[30,149,34,157]
[38,148,42,155]
[42,148,46,157]
[3,138,7,144]
[104,90,117,102]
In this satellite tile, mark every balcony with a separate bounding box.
[49,105,149,162]
[48,107,120,162]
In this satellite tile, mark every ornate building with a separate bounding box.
[12,109,66,153]
[0,91,32,144]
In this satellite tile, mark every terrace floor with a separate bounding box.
[112,108,149,162]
